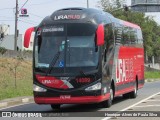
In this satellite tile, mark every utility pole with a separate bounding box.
[14,0,18,51]
[87,0,89,8]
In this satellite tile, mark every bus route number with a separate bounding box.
[76,78,91,83]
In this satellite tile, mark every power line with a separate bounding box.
[0,8,13,11]
[0,20,14,21]
[24,0,86,7]
[19,20,37,25]
[19,18,38,24]
[28,12,44,18]
[0,16,13,18]
[18,0,29,12]
[24,0,54,6]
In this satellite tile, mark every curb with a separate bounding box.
[0,96,34,109]
[145,79,160,82]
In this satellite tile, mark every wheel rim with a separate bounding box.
[134,84,137,94]
[110,88,113,101]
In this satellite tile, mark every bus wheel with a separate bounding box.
[102,87,113,108]
[51,104,61,110]
[130,81,137,98]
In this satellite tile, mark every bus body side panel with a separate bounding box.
[114,46,144,97]
[119,46,144,88]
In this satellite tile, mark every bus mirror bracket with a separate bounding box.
[24,27,35,48]
[96,24,105,46]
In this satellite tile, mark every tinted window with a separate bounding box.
[67,23,96,36]
[122,26,130,45]
[115,23,123,44]
[137,29,143,46]
[130,27,137,44]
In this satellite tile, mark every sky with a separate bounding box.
[0,0,159,35]
[0,0,101,34]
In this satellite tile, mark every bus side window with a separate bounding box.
[122,26,130,45]
[103,23,114,62]
[130,28,137,45]
[137,29,143,47]
[104,24,114,47]
[114,23,122,44]
[134,28,138,46]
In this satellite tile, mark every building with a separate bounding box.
[0,24,10,39]
[131,0,160,12]
[0,34,34,51]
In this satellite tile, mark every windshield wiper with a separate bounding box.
[45,51,61,76]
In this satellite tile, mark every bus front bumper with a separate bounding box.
[34,94,110,104]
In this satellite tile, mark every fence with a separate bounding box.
[145,63,160,71]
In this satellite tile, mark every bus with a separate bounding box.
[24,7,144,110]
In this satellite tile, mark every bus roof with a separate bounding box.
[40,7,141,30]
[122,20,141,29]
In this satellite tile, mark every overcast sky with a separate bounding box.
[0,0,101,34]
[0,0,159,35]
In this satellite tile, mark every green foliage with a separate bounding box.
[99,0,160,60]
[145,71,160,79]
[23,49,33,53]
[0,58,32,100]
[5,53,26,89]
[0,47,7,55]
[98,0,124,12]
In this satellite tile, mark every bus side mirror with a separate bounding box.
[24,27,35,48]
[96,24,105,46]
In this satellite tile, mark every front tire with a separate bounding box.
[50,104,61,110]
[102,87,114,108]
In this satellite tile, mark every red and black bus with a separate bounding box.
[24,8,144,109]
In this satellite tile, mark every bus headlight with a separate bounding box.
[33,84,47,92]
[85,82,101,91]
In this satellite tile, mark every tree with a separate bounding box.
[98,0,125,12]
[98,0,160,62]
[0,47,7,55]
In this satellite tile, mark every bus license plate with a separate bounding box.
[60,95,71,99]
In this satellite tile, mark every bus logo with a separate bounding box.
[42,80,59,84]
[54,15,81,20]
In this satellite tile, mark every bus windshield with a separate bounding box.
[34,23,98,74]
[66,36,97,67]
